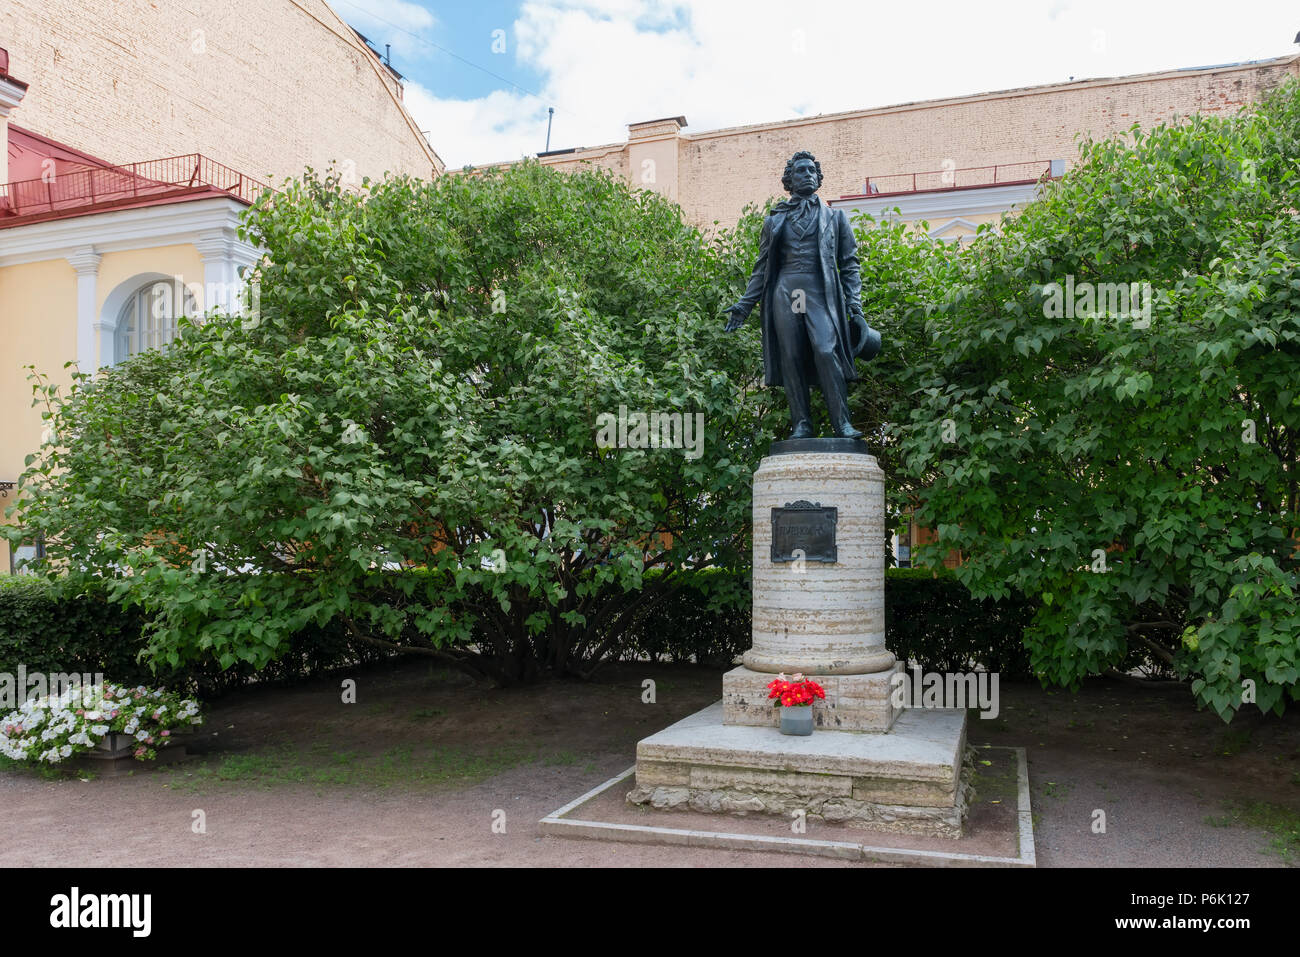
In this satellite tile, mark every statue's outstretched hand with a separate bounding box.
[723,306,747,333]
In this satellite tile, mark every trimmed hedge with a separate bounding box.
[0,566,1040,693]
[617,568,751,667]
[883,567,1036,678]
[0,577,395,696]
[619,567,1038,679]
[0,577,154,687]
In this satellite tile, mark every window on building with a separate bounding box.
[114,280,197,362]
[10,535,45,575]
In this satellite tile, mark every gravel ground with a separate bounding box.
[0,661,1295,867]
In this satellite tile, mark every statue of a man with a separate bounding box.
[725,151,881,439]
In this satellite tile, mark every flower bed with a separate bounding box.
[0,682,202,764]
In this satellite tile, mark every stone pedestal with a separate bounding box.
[629,441,970,838]
[722,663,903,732]
[744,446,895,675]
[628,702,971,837]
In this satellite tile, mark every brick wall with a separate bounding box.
[0,0,441,187]
[527,57,1299,229]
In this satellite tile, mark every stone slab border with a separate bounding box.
[539,746,1034,867]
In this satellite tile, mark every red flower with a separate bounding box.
[768,677,825,707]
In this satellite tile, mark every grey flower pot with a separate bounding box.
[95,733,136,754]
[779,705,814,736]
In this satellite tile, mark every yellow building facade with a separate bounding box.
[0,0,443,572]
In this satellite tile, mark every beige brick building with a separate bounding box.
[476,54,1299,569]
[0,0,442,186]
[483,56,1299,235]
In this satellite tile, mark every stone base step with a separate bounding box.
[629,701,970,838]
[722,663,903,732]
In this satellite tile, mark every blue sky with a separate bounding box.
[333,0,1300,169]
[332,0,549,101]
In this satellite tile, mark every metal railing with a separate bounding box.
[0,153,269,219]
[863,161,1056,197]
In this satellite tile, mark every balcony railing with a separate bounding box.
[0,153,270,221]
[859,161,1057,197]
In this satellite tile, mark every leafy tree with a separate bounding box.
[847,213,963,557]
[899,81,1300,719]
[8,163,785,684]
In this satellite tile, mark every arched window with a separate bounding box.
[114,280,197,362]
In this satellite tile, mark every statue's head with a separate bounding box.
[782,151,823,196]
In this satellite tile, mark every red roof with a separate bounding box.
[1,126,269,228]
[6,126,115,186]
[0,47,29,90]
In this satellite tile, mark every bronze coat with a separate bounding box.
[733,199,867,388]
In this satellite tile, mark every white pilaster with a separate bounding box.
[67,247,102,371]
[194,228,259,315]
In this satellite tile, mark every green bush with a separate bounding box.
[0,576,399,696]
[0,577,155,687]
[617,568,751,666]
[615,566,1040,678]
[883,567,1037,678]
[8,163,785,686]
[0,567,1041,690]
[895,82,1300,718]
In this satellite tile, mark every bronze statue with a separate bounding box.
[725,151,881,439]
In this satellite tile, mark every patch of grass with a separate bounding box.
[0,755,104,781]
[409,708,446,721]
[0,755,64,780]
[968,750,1017,805]
[1042,780,1073,800]
[1216,727,1254,757]
[1205,801,1300,863]
[159,740,539,793]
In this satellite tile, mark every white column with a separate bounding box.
[67,247,102,371]
[194,230,235,314]
[195,227,262,318]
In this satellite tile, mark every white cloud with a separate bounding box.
[398,0,1300,169]
[331,0,437,64]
